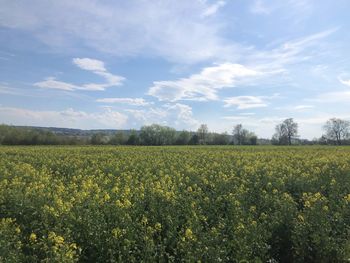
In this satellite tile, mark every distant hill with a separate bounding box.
[14,126,138,137]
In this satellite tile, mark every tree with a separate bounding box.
[232,124,244,145]
[175,130,191,145]
[140,124,176,145]
[272,124,287,145]
[126,130,139,145]
[197,124,208,145]
[272,118,298,145]
[212,132,230,145]
[283,118,298,145]
[323,118,350,145]
[109,132,126,145]
[232,124,257,145]
[189,134,199,145]
[90,133,105,145]
[249,135,258,145]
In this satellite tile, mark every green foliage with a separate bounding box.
[0,218,24,262]
[232,124,257,145]
[175,130,191,145]
[1,146,350,262]
[140,124,176,145]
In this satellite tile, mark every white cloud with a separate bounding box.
[0,85,23,95]
[223,96,268,109]
[221,116,250,121]
[163,103,199,128]
[239,112,256,116]
[34,77,79,91]
[250,0,313,17]
[294,105,314,110]
[126,103,199,130]
[316,90,350,103]
[250,0,271,15]
[0,0,234,64]
[247,29,337,72]
[339,78,350,87]
[147,29,335,103]
[34,58,124,91]
[0,106,128,129]
[148,63,259,102]
[202,1,226,17]
[96,98,150,106]
[73,58,106,72]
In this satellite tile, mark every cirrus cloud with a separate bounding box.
[223,96,268,109]
[97,97,150,106]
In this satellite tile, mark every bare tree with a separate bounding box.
[323,118,350,145]
[283,118,298,145]
[273,118,298,145]
[272,123,286,145]
[232,124,244,145]
[197,124,208,144]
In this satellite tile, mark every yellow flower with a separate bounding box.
[297,215,304,222]
[237,223,245,231]
[70,243,78,250]
[15,227,21,234]
[185,228,194,240]
[141,216,148,225]
[124,199,132,208]
[115,200,123,207]
[112,228,125,238]
[29,233,37,242]
[249,206,256,212]
[55,235,64,245]
[314,192,322,199]
[103,193,110,202]
[155,223,162,231]
[344,194,350,203]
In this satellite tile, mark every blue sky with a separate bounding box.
[1,0,350,139]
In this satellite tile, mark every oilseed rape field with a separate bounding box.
[1,146,350,262]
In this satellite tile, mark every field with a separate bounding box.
[1,146,350,262]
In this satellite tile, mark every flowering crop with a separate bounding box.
[1,146,350,262]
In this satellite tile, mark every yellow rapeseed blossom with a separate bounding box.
[344,194,350,203]
[298,215,304,222]
[155,223,162,231]
[2,145,350,261]
[29,233,37,242]
[185,228,194,240]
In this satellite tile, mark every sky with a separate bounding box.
[0,0,350,139]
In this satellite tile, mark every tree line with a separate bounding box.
[0,117,349,146]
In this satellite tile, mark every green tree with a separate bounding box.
[90,133,105,145]
[212,132,230,145]
[140,124,176,145]
[126,130,140,145]
[109,132,126,145]
[175,130,191,145]
[232,124,257,145]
